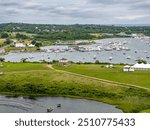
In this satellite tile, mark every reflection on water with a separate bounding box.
[0,95,123,113]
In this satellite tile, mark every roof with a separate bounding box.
[124,65,131,68]
[59,58,68,60]
[59,58,69,63]
[131,63,150,69]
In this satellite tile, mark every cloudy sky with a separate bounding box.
[0,0,150,24]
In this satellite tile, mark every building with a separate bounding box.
[26,43,35,47]
[58,58,71,66]
[15,43,26,48]
[123,63,150,71]
[123,65,134,72]
[0,49,5,55]
[131,63,150,70]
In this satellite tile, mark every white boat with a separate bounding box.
[144,51,148,53]
[126,56,131,59]
[146,56,150,58]
[47,107,53,112]
[109,57,113,60]
[93,55,97,59]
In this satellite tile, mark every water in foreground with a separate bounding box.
[0,95,122,113]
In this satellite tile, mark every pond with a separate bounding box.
[0,95,123,113]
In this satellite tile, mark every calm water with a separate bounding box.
[1,38,150,64]
[0,95,123,113]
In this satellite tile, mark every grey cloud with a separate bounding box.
[0,0,149,24]
[86,0,147,4]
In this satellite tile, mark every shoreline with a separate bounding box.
[0,62,150,113]
[0,93,123,113]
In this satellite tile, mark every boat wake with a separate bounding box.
[0,97,33,111]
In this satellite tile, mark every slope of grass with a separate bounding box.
[0,63,150,113]
[54,64,150,89]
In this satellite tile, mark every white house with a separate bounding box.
[15,43,26,48]
[131,63,150,70]
[0,48,5,54]
[28,44,35,47]
[123,65,134,72]
[58,58,71,66]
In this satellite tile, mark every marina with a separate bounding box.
[2,38,150,64]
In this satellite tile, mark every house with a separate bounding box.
[123,65,134,72]
[58,58,71,66]
[0,48,5,54]
[28,44,35,47]
[15,43,26,48]
[131,63,150,70]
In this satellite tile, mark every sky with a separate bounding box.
[0,0,150,24]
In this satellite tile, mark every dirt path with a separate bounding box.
[47,64,150,91]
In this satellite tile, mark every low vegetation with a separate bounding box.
[54,64,150,89]
[0,62,150,113]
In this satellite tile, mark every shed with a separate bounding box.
[58,58,71,66]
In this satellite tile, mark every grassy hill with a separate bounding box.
[0,62,150,113]
[54,64,150,89]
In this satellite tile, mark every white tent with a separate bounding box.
[123,65,134,72]
[131,63,150,70]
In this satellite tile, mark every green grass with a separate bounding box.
[54,64,150,89]
[0,62,150,113]
[141,109,150,113]
[0,62,49,72]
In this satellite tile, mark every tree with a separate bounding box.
[1,33,9,38]
[95,60,100,64]
[21,58,27,63]
[16,33,28,39]
[4,39,13,45]
[137,59,147,64]
[35,42,42,47]
[0,57,5,62]
[31,40,36,45]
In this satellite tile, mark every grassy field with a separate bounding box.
[54,64,150,89]
[141,109,150,113]
[0,62,150,113]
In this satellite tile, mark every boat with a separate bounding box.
[126,56,131,59]
[93,55,97,59]
[47,107,53,112]
[144,50,148,53]
[57,104,61,108]
[146,56,150,58]
[105,47,113,51]
[109,57,113,60]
